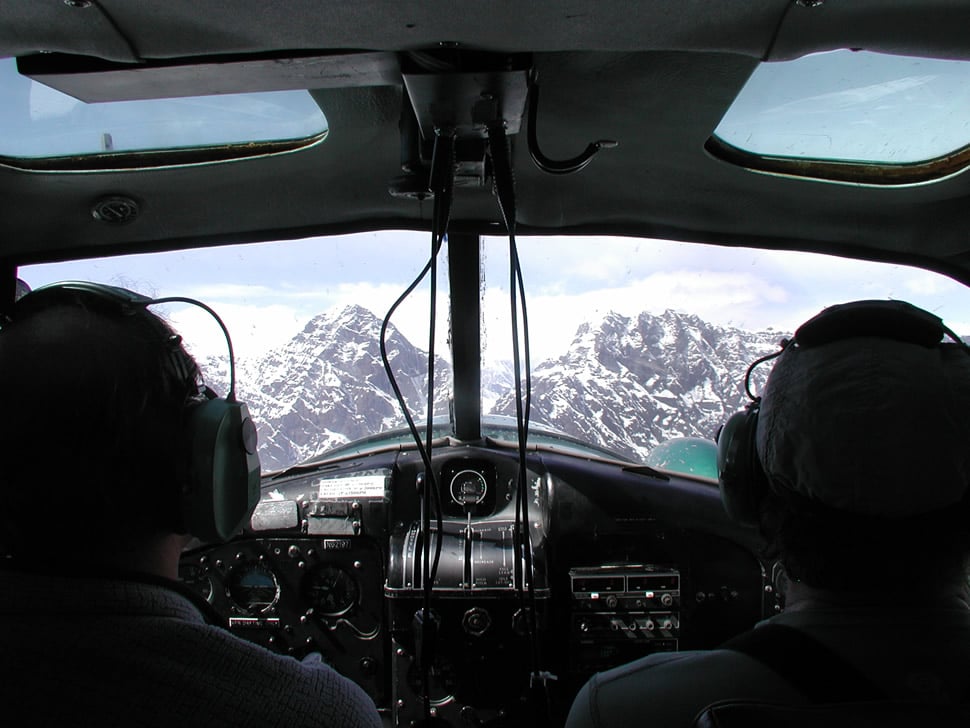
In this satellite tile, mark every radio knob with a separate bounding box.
[605,595,618,609]
[660,593,673,607]
[462,607,492,637]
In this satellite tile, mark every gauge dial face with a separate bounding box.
[179,564,214,602]
[227,563,280,614]
[304,565,359,616]
[449,469,488,506]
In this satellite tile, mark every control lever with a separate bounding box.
[463,511,473,587]
[412,607,441,674]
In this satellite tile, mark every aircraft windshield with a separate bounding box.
[22,233,970,474]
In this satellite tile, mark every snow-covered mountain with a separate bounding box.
[490,310,784,462]
[202,305,451,469]
[203,305,786,471]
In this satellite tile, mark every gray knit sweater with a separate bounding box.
[0,569,383,727]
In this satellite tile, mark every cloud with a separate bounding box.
[20,231,970,367]
[178,283,280,301]
[902,271,962,297]
[160,302,304,361]
[503,236,742,291]
[481,270,794,364]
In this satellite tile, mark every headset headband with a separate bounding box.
[7,280,260,542]
[743,299,966,401]
[13,280,239,400]
[719,299,970,526]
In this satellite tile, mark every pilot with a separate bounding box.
[566,300,970,727]
[0,282,382,728]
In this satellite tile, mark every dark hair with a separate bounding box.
[759,489,970,592]
[0,297,200,553]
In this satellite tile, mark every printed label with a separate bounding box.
[316,474,386,499]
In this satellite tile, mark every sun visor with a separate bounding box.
[16,51,401,103]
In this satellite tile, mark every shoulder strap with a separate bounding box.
[721,624,887,703]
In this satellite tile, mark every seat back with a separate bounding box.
[693,700,970,728]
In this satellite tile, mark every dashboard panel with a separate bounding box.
[179,444,771,726]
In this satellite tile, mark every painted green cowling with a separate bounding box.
[645,437,718,480]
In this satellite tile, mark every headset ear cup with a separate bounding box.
[717,403,766,527]
[181,398,261,542]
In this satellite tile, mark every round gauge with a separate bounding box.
[226,563,280,614]
[303,565,359,616]
[179,563,214,602]
[449,469,488,507]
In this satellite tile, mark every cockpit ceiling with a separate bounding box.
[3,1,970,282]
[3,1,970,61]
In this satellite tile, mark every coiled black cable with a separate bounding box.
[379,128,456,723]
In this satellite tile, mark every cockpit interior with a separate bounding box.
[4,2,970,726]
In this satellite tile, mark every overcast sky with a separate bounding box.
[21,231,970,366]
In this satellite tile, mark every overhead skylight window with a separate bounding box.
[0,57,328,165]
[711,50,970,183]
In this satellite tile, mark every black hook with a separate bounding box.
[527,73,617,175]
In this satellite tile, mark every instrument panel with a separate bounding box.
[178,446,769,726]
[179,536,386,703]
[569,564,681,673]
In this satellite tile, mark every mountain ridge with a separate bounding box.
[202,305,787,470]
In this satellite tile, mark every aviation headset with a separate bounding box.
[5,280,261,542]
[716,299,969,527]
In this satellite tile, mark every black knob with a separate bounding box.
[462,607,492,636]
[359,656,377,676]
